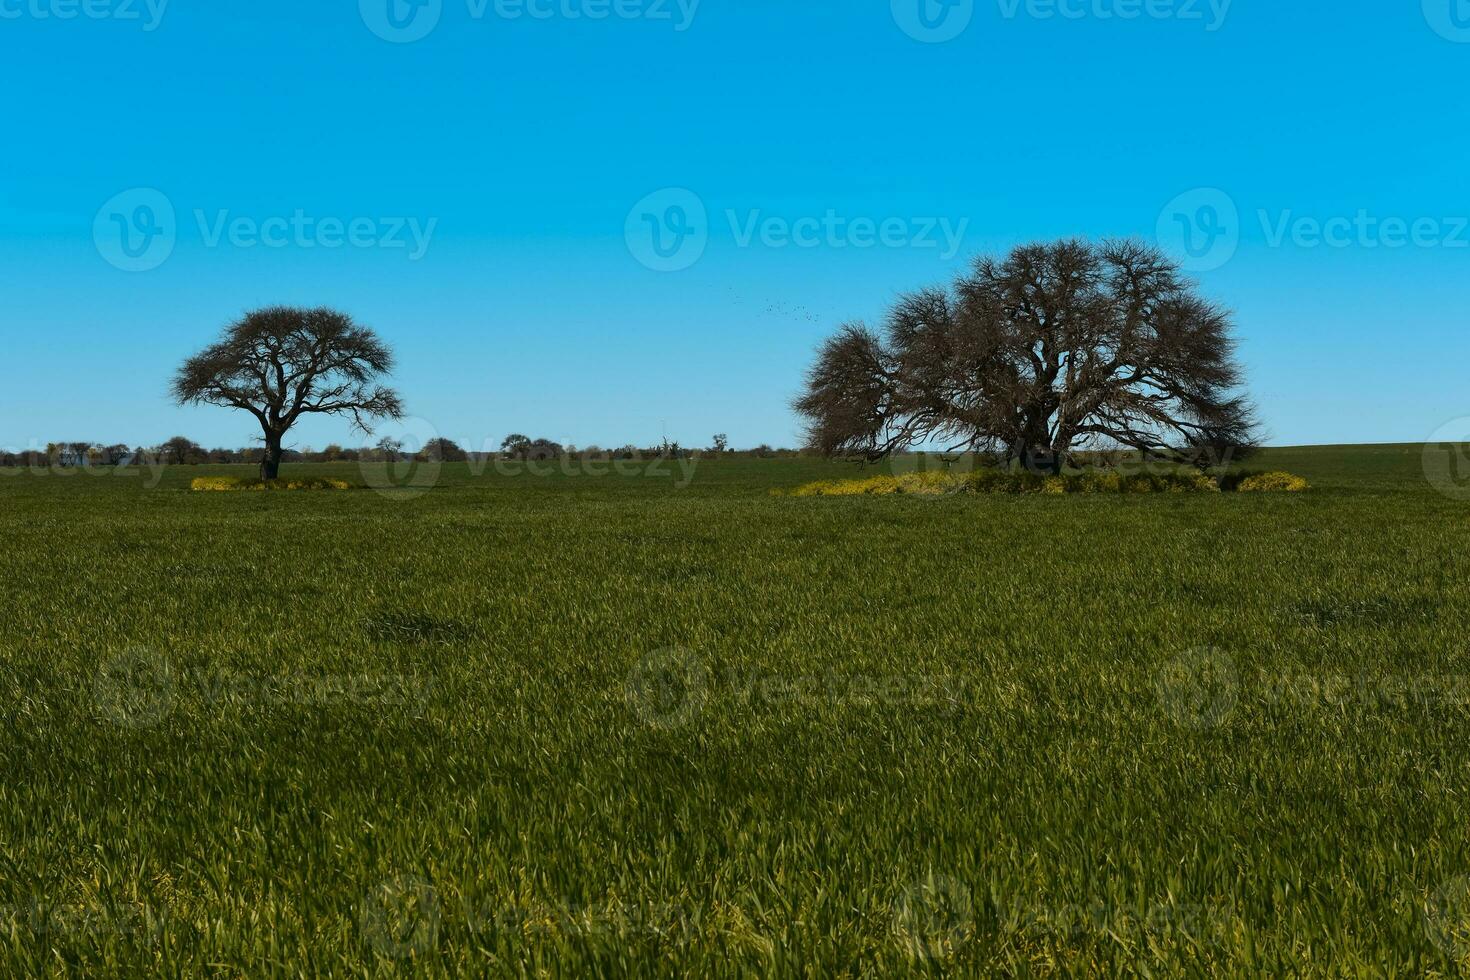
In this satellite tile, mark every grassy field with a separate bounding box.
[2,445,1468,976]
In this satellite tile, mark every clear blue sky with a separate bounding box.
[2,0,1467,452]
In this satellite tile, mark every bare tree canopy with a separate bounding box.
[172,306,404,479]
[795,239,1258,473]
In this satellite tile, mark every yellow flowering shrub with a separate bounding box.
[1235,471,1310,492]
[191,477,353,492]
[1075,471,1122,494]
[191,477,245,491]
[787,468,1308,497]
[788,472,951,497]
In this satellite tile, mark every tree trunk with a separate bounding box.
[1016,408,1056,475]
[260,432,283,481]
[1023,446,1062,475]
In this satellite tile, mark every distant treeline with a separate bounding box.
[2,435,807,467]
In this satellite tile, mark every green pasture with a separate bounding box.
[1,445,1468,976]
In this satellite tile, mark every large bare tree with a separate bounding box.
[795,240,1257,473]
[172,306,404,479]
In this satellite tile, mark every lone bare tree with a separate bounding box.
[795,240,1257,473]
[172,307,404,480]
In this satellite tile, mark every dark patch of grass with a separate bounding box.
[1288,593,1441,629]
[364,611,478,646]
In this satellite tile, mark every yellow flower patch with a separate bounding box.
[190,477,353,492]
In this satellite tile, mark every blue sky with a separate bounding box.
[1,0,1467,452]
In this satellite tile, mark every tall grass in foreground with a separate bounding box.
[0,446,1467,975]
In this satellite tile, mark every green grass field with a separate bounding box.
[3,445,1468,976]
